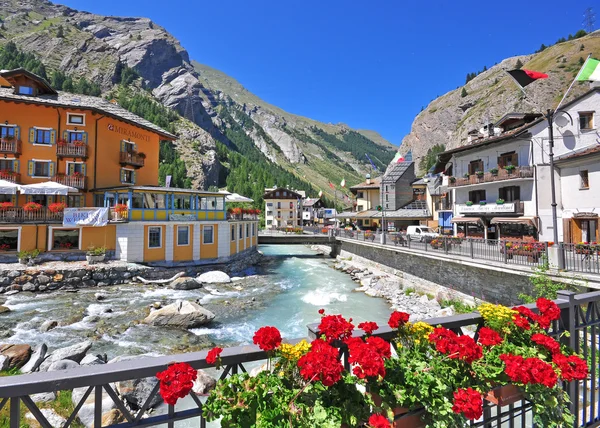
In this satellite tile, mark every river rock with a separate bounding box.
[193,369,216,395]
[95,293,106,301]
[26,408,66,427]
[21,343,48,373]
[48,359,80,372]
[0,354,8,371]
[80,354,105,366]
[0,305,10,314]
[197,271,231,284]
[143,301,215,328]
[0,344,32,370]
[40,320,58,332]
[39,341,92,371]
[169,276,202,290]
[434,307,455,318]
[72,386,116,428]
[31,392,57,403]
[102,409,125,426]
[117,377,162,409]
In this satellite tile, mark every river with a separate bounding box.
[0,245,392,359]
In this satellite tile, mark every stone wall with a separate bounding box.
[0,248,261,295]
[339,240,534,306]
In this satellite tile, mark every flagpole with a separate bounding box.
[556,54,591,111]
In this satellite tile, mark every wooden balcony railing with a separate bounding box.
[0,171,21,184]
[0,207,63,223]
[57,143,88,159]
[52,174,87,190]
[119,151,145,168]
[0,138,21,155]
[449,166,534,187]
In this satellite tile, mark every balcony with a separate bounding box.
[456,200,524,215]
[57,143,88,159]
[0,171,21,184]
[0,207,63,224]
[52,174,87,190]
[449,166,534,187]
[120,151,145,168]
[0,138,21,156]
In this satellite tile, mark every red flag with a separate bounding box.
[328,182,335,190]
[507,69,548,88]
[396,156,405,163]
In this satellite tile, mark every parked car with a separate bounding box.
[406,225,439,242]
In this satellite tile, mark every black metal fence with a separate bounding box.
[0,290,598,427]
[562,243,600,275]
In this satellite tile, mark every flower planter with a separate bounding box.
[392,408,427,428]
[485,384,524,406]
[18,258,28,265]
[86,254,106,264]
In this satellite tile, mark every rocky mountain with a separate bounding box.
[401,30,600,168]
[0,0,397,204]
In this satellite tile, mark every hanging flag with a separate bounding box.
[365,153,378,171]
[506,69,548,88]
[576,57,600,81]
[340,178,346,188]
[328,182,335,190]
[318,190,323,198]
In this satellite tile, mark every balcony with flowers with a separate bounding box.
[56,139,88,159]
[449,165,534,188]
[0,135,21,156]
[119,150,146,168]
[0,169,21,184]
[227,207,261,220]
[52,171,87,190]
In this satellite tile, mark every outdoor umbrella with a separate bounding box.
[18,181,78,195]
[0,179,18,195]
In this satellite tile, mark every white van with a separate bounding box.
[406,225,438,242]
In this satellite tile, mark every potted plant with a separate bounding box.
[505,164,516,174]
[449,176,456,183]
[17,249,40,265]
[429,238,445,249]
[365,231,376,241]
[23,202,42,213]
[465,201,474,206]
[496,198,505,205]
[463,173,470,178]
[475,170,484,178]
[479,200,487,206]
[490,167,499,176]
[86,246,106,264]
[137,152,147,159]
[48,202,67,213]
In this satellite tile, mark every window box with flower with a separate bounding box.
[23,202,42,213]
[86,245,106,264]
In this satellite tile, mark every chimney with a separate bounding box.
[365,173,371,185]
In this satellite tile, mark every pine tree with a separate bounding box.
[580,57,585,65]
[461,87,468,98]
[581,44,585,51]
[56,25,64,38]
[515,59,523,69]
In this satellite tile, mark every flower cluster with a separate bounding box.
[48,202,67,213]
[156,362,197,405]
[367,413,391,428]
[206,346,223,365]
[23,202,42,213]
[388,311,410,329]
[0,202,13,211]
[553,353,589,381]
[531,333,560,355]
[477,327,503,346]
[279,340,311,361]
[500,354,558,388]
[253,326,282,352]
[429,327,482,363]
[478,303,516,332]
[410,321,434,344]
[297,338,344,386]
[345,334,391,380]
[318,314,354,342]
[358,321,378,335]
[452,387,483,420]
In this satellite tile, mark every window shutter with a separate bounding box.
[13,160,19,173]
[68,163,75,175]
[497,156,504,168]
[511,153,518,166]
[120,169,126,183]
[47,196,54,204]
[26,195,32,203]
[49,162,56,177]
[82,132,88,144]
[50,130,56,145]
[133,143,138,151]
[120,141,126,152]
[563,218,572,243]
[29,127,35,144]
[514,186,521,201]
[132,170,136,184]
[63,130,69,141]
[27,161,34,176]
[80,196,85,207]
[15,126,20,141]
[81,164,87,176]
[11,195,16,205]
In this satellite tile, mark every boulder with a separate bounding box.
[48,359,80,372]
[434,307,455,318]
[102,409,125,426]
[143,301,215,328]
[21,344,48,373]
[193,369,216,395]
[72,386,116,428]
[197,271,231,284]
[95,293,106,301]
[116,377,162,409]
[25,408,66,428]
[80,354,105,366]
[39,341,92,371]
[0,305,10,314]
[0,354,8,371]
[31,392,57,403]
[40,320,58,332]
[169,276,202,290]
[0,344,32,370]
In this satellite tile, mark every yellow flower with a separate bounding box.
[477,303,516,332]
[279,340,311,360]
[410,321,434,344]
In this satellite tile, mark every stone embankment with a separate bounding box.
[0,248,262,295]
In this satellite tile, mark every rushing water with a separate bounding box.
[0,245,391,359]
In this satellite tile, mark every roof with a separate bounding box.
[263,187,303,199]
[0,68,57,95]
[384,161,412,181]
[350,176,381,191]
[96,185,226,196]
[494,113,542,129]
[0,69,176,140]
[373,200,430,219]
[303,198,321,207]
[555,144,600,163]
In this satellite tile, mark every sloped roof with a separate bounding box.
[555,144,600,163]
[350,176,381,191]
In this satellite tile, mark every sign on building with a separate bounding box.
[63,208,109,227]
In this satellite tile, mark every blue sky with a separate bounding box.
[65,0,593,146]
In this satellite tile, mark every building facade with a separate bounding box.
[263,187,303,229]
[301,197,325,225]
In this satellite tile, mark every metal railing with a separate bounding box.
[52,175,87,190]
[562,242,600,275]
[0,207,63,223]
[0,290,596,427]
[0,171,20,184]
[119,151,145,168]
[259,226,331,236]
[56,143,88,159]
[449,166,534,187]
[0,138,21,155]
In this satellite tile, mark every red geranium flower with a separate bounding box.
[452,387,483,420]
[512,314,530,330]
[536,298,560,322]
[253,326,282,351]
[388,311,410,329]
[500,354,558,387]
[358,321,379,335]
[318,308,325,315]
[347,337,386,379]
[429,328,482,363]
[553,353,589,381]
[297,338,344,386]
[206,346,223,365]
[477,327,503,346]
[318,314,355,343]
[531,333,560,355]
[368,413,391,428]
[366,336,392,359]
[156,362,197,405]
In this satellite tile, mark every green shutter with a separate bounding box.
[81,164,87,176]
[82,132,88,144]
[120,169,126,183]
[80,196,85,207]
[47,196,54,204]
[132,170,136,184]
[27,161,34,176]
[63,130,68,142]
[15,126,20,141]
[29,127,35,144]
[13,160,19,173]
[68,163,75,175]
[49,162,56,177]
[50,129,56,145]
[120,141,126,152]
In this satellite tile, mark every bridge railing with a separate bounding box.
[0,290,597,427]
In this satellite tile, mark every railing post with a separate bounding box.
[502,240,508,264]
[94,386,102,428]
[469,238,474,259]
[444,236,449,254]
[556,290,577,418]
[10,397,19,428]
[407,236,411,249]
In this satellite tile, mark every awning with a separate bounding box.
[19,181,78,195]
[490,217,538,228]
[0,179,18,195]
[225,193,254,203]
[450,217,482,224]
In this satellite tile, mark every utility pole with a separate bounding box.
[583,7,596,33]
[546,109,565,269]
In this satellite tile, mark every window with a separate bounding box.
[67,113,85,126]
[94,194,104,207]
[122,141,135,153]
[357,192,364,198]
[52,229,79,250]
[580,170,589,189]
[468,159,484,175]
[66,162,84,176]
[499,186,521,202]
[0,229,18,251]
[121,168,134,184]
[68,131,84,143]
[216,197,224,210]
[579,112,594,130]
[177,226,189,246]
[498,151,518,168]
[34,129,51,145]
[357,205,364,211]
[0,160,14,172]
[33,161,51,177]
[203,225,214,244]
[32,195,47,206]
[581,219,598,242]
[67,195,81,207]
[148,227,162,248]
[17,86,34,95]
[252,224,255,236]
[173,195,191,209]
[277,202,281,209]
[266,220,272,225]
[132,194,143,208]
[289,201,294,209]
[246,224,249,238]
[0,126,15,139]
[239,224,243,239]
[468,190,486,203]
[267,202,273,207]
[231,225,236,241]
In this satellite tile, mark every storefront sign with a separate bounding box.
[63,208,109,227]
[457,203,515,214]
[170,214,197,221]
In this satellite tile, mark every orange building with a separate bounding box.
[0,68,258,264]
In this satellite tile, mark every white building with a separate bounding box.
[302,197,324,225]
[263,187,304,229]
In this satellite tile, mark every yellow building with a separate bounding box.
[349,175,381,229]
[0,68,258,264]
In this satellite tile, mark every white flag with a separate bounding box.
[340,179,346,188]
[318,190,323,198]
